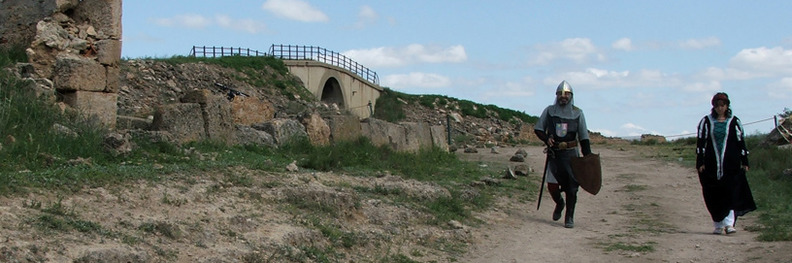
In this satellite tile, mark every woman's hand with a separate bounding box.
[743,165,750,172]
[698,165,705,173]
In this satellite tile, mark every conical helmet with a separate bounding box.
[556,80,573,95]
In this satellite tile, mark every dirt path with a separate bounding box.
[457,145,792,263]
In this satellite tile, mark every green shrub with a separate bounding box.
[372,88,407,122]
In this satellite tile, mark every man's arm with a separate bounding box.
[580,139,591,156]
[535,130,551,146]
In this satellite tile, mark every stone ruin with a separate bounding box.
[1,0,122,128]
[0,0,452,152]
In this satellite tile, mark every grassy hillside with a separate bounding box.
[373,87,538,125]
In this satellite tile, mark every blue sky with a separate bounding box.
[121,0,792,139]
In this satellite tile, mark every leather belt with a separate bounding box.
[554,141,578,150]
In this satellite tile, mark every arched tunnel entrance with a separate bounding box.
[320,77,345,107]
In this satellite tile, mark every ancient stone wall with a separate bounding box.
[1,0,122,128]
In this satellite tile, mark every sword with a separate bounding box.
[536,147,553,210]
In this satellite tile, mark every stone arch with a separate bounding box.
[319,72,345,107]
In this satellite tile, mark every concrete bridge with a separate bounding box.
[271,45,382,119]
[190,45,383,119]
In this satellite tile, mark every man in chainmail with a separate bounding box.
[534,80,593,228]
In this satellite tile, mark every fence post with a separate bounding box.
[446,114,453,145]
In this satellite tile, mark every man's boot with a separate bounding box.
[550,190,564,221]
[564,188,578,228]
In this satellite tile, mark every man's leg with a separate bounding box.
[564,186,578,228]
[548,183,564,221]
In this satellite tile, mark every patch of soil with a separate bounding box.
[456,145,792,263]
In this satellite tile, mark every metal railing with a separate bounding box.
[189,45,380,86]
[269,44,379,85]
[189,46,268,57]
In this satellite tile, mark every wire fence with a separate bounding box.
[628,115,781,141]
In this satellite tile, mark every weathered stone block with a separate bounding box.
[75,0,122,39]
[116,115,151,130]
[254,119,307,146]
[151,103,206,144]
[201,94,235,145]
[361,118,406,150]
[61,90,117,128]
[327,115,362,143]
[401,122,432,152]
[300,112,330,146]
[54,55,106,91]
[231,96,275,125]
[234,125,275,147]
[95,39,121,65]
[430,125,449,150]
[180,89,235,144]
[105,65,120,93]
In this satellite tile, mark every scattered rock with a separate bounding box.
[503,167,516,179]
[513,164,531,176]
[509,154,525,162]
[448,220,465,229]
[286,160,299,172]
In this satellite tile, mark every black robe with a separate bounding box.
[696,115,756,223]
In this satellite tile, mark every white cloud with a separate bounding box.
[682,81,721,92]
[527,38,604,66]
[619,123,662,137]
[215,15,266,34]
[697,67,762,81]
[729,46,792,75]
[151,14,266,34]
[152,14,211,28]
[481,78,536,100]
[383,72,451,88]
[767,77,792,99]
[549,68,630,89]
[612,38,633,51]
[679,37,721,50]
[560,38,599,62]
[622,123,646,131]
[262,0,329,22]
[343,44,467,68]
[593,129,616,137]
[355,5,378,28]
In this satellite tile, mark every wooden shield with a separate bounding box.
[571,153,602,195]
